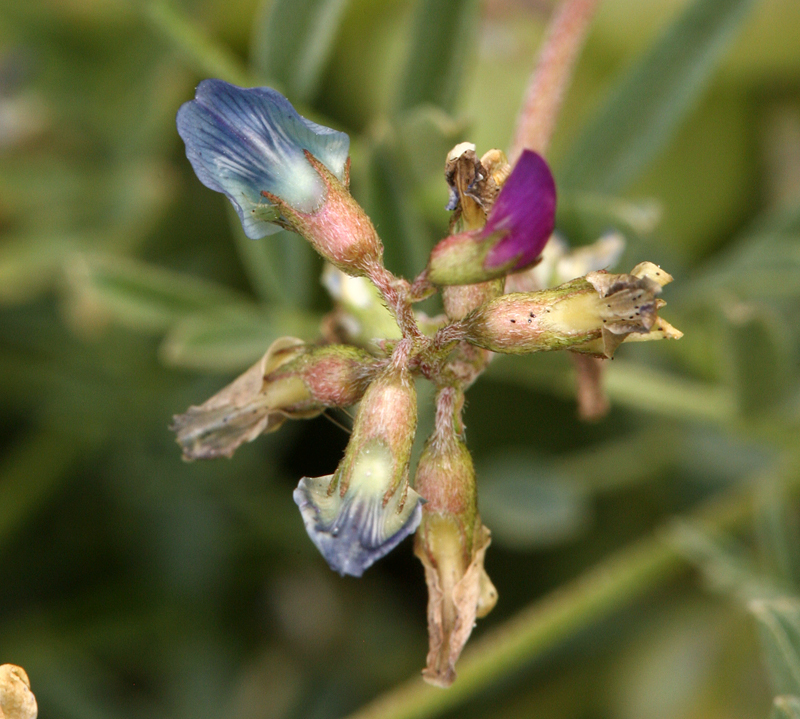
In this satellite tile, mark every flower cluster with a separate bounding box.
[173,80,681,686]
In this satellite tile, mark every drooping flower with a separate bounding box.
[428,149,557,286]
[172,338,378,460]
[293,360,423,577]
[413,389,497,687]
[177,80,383,276]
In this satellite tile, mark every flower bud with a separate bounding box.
[293,362,423,577]
[428,150,556,285]
[413,400,497,687]
[461,262,681,358]
[177,80,383,276]
[0,665,37,719]
[172,338,377,460]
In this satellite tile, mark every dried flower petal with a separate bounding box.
[0,665,37,719]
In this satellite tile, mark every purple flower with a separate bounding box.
[428,149,557,285]
[482,150,556,272]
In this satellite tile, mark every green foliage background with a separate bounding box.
[1,0,800,717]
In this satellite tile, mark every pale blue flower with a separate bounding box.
[176,79,349,239]
[294,442,423,577]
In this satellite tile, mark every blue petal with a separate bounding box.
[177,80,350,239]
[294,474,423,577]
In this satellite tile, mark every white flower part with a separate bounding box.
[555,231,625,283]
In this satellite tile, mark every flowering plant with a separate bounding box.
[174,60,680,683]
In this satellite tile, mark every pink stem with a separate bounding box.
[509,0,601,162]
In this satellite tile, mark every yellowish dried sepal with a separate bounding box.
[0,665,37,719]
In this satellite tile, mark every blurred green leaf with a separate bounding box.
[723,305,792,417]
[686,232,800,303]
[487,354,737,425]
[555,425,680,493]
[756,477,800,593]
[361,127,432,279]
[556,191,662,248]
[772,696,800,719]
[750,598,800,696]
[143,0,255,87]
[0,432,89,550]
[0,235,81,305]
[478,452,590,548]
[160,305,321,371]
[395,105,468,184]
[251,0,350,102]
[393,0,481,114]
[226,206,318,308]
[561,0,757,193]
[669,521,783,602]
[64,254,251,333]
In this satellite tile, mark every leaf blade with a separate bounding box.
[560,0,757,193]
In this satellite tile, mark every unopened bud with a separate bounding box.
[173,338,377,460]
[321,264,402,348]
[294,362,423,577]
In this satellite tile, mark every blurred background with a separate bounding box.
[1,0,800,717]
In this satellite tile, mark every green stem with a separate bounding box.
[603,360,737,424]
[486,357,737,427]
[343,455,800,719]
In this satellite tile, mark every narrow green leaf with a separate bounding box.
[478,452,590,549]
[0,432,88,549]
[394,0,481,114]
[756,478,800,596]
[685,232,800,303]
[65,254,251,333]
[668,521,783,602]
[226,205,318,308]
[486,355,736,425]
[251,0,350,102]
[772,696,800,719]
[143,0,255,87]
[749,598,800,696]
[561,0,757,193]
[360,129,432,280]
[160,306,321,371]
[723,306,791,417]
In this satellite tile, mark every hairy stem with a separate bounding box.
[366,263,424,341]
[509,0,602,162]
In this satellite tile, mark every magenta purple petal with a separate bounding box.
[483,150,556,272]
